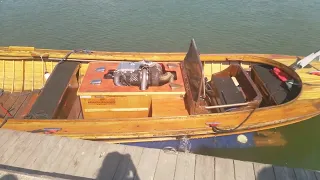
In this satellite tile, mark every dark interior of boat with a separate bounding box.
[180,39,302,115]
[15,40,302,120]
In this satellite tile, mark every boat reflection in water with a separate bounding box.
[122,130,287,153]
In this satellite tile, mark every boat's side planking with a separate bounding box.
[1,98,319,142]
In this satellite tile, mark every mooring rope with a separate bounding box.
[59,49,92,64]
[212,107,257,133]
[162,147,178,154]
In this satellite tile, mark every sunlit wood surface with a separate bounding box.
[0,128,318,180]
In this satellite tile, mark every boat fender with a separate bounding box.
[237,134,248,144]
[44,72,51,80]
[272,67,290,82]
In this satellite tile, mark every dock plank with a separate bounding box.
[304,170,318,180]
[154,150,177,180]
[294,168,307,180]
[314,171,320,180]
[135,148,160,180]
[73,141,103,177]
[274,166,297,180]
[253,163,276,180]
[24,135,62,170]
[61,138,92,175]
[0,131,24,162]
[0,132,31,164]
[294,168,317,180]
[46,138,84,174]
[86,143,125,179]
[113,146,144,180]
[234,160,255,180]
[0,129,317,180]
[0,129,16,148]
[11,133,44,168]
[215,157,235,180]
[194,155,214,180]
[38,137,70,172]
[174,152,196,180]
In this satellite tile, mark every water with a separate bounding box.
[1,0,320,170]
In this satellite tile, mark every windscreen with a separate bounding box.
[183,39,204,102]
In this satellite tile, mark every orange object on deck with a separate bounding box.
[309,71,320,76]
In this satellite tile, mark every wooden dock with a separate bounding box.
[0,129,318,180]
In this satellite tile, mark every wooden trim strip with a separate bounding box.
[205,102,249,109]
[84,108,149,112]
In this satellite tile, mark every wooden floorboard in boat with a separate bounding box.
[0,93,10,105]
[0,128,317,180]
[14,90,40,118]
[4,91,30,118]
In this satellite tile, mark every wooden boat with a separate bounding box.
[0,39,319,144]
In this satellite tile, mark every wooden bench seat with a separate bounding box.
[26,61,80,119]
[208,64,262,112]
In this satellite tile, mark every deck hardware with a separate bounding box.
[95,67,105,72]
[90,79,102,85]
[205,122,221,127]
[293,49,320,70]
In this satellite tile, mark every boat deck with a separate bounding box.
[0,128,318,180]
[0,90,83,119]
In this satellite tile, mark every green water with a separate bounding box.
[1,0,320,170]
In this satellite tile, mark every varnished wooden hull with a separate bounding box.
[0,46,319,143]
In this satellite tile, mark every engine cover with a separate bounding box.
[113,61,168,90]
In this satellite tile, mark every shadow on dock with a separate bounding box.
[97,152,140,180]
[255,166,276,180]
[0,174,18,180]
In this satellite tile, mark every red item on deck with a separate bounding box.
[309,71,320,76]
[0,104,12,117]
[272,67,290,82]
